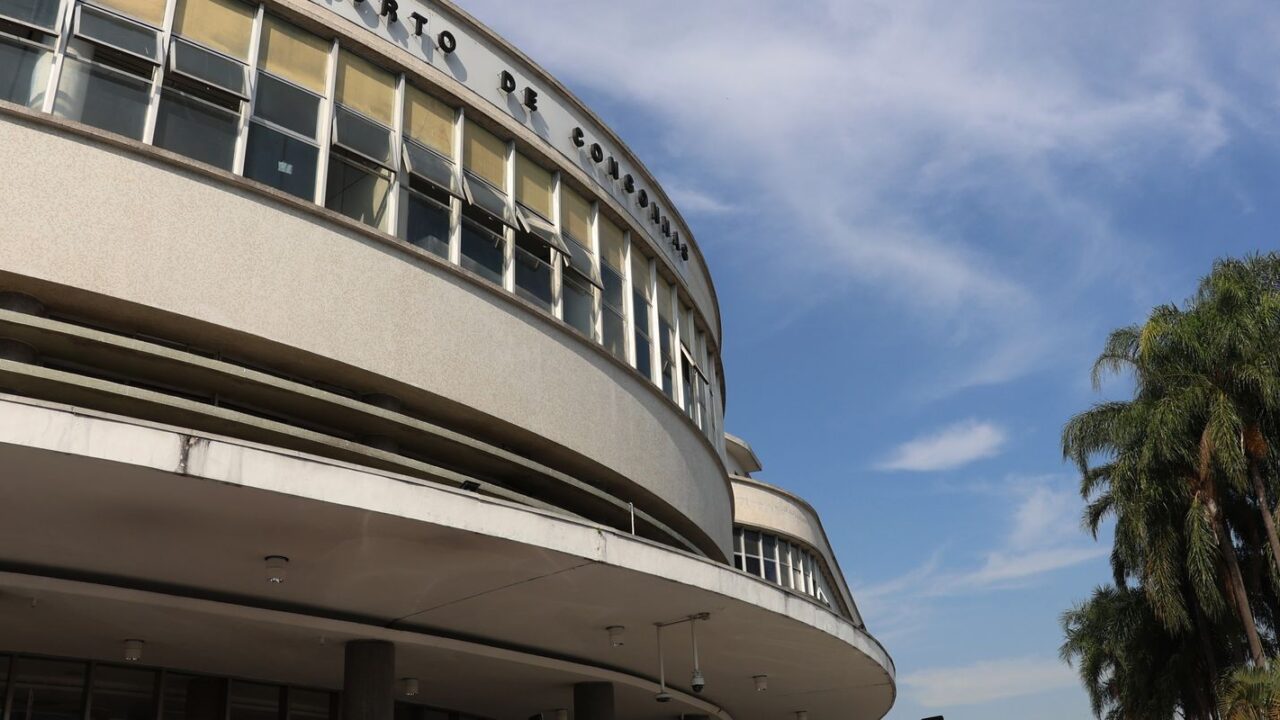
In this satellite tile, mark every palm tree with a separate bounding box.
[1062,584,1218,719]
[1220,665,1280,719]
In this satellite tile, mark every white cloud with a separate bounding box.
[854,476,1105,639]
[458,0,1255,390]
[877,419,1006,471]
[902,656,1077,707]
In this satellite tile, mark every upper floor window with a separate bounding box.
[325,50,395,230]
[153,0,253,170]
[400,85,457,259]
[657,277,676,401]
[243,16,329,200]
[733,526,833,608]
[0,0,60,109]
[459,120,511,285]
[599,216,627,362]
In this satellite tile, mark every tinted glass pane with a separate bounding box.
[563,276,594,337]
[563,236,597,285]
[0,37,52,108]
[154,89,239,169]
[10,658,86,720]
[54,54,150,139]
[745,556,760,577]
[464,173,515,228]
[78,6,159,59]
[634,334,651,377]
[404,187,450,259]
[325,154,391,230]
[228,682,278,720]
[602,309,625,361]
[403,140,460,197]
[89,665,156,720]
[162,674,227,720]
[334,105,391,165]
[254,72,318,138]
[733,528,743,552]
[287,690,331,720]
[764,559,778,582]
[513,236,552,309]
[0,656,9,713]
[0,0,61,29]
[744,529,760,555]
[244,122,318,200]
[601,266,624,312]
[460,214,503,284]
[733,554,743,570]
[171,39,246,96]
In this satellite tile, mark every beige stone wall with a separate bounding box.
[0,114,733,558]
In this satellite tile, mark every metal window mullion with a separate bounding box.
[588,195,602,343]
[671,286,685,409]
[647,259,660,386]
[232,3,265,176]
[81,661,94,720]
[41,0,79,114]
[312,39,339,207]
[621,231,635,367]
[386,72,404,238]
[448,105,462,265]
[140,0,179,144]
[501,138,514,292]
[550,172,565,321]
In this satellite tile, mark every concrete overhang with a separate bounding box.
[0,396,895,719]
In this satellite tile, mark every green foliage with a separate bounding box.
[1061,253,1280,719]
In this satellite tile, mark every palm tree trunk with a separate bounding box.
[1191,597,1222,720]
[1214,505,1267,665]
[1248,459,1280,581]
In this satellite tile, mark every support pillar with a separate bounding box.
[573,682,614,720]
[343,640,396,720]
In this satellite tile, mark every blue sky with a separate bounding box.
[460,2,1280,717]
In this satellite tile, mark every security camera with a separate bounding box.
[655,692,672,703]
[691,670,705,693]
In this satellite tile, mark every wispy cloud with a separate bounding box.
[459,0,1253,391]
[876,419,1006,471]
[856,476,1105,640]
[902,656,1077,707]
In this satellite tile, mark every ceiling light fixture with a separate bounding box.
[753,675,768,692]
[398,678,419,697]
[123,639,144,662]
[689,619,705,693]
[264,555,289,584]
[607,625,625,648]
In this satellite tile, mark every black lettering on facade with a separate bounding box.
[408,11,427,35]
[379,0,397,22]
[437,30,456,53]
[623,174,635,193]
[571,127,585,147]
[638,189,648,208]
[590,143,604,163]
[607,157,619,179]
[523,87,538,112]
[499,70,517,93]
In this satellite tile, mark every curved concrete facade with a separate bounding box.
[0,111,732,559]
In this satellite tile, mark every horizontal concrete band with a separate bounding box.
[0,111,733,559]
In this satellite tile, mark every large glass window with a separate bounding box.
[599,217,627,363]
[286,689,333,720]
[459,203,505,284]
[0,0,63,30]
[657,278,676,400]
[228,681,280,720]
[89,665,157,720]
[244,17,327,199]
[9,657,87,720]
[0,35,54,108]
[153,85,239,169]
[731,527,833,608]
[324,151,391,230]
[172,0,253,61]
[244,121,319,199]
[403,177,450,259]
[53,49,152,139]
[513,230,552,308]
[162,674,225,720]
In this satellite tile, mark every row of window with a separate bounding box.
[0,654,483,720]
[0,0,722,443]
[732,526,834,608]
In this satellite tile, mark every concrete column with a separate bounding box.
[343,640,396,720]
[572,682,614,720]
[185,676,228,720]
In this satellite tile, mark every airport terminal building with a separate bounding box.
[0,0,894,716]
